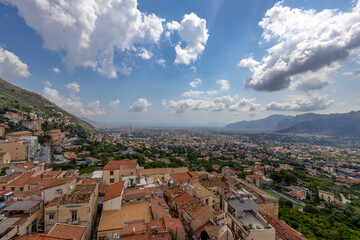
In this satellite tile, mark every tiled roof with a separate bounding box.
[103,159,137,170]
[104,181,125,201]
[60,184,96,205]
[16,161,44,171]
[48,223,86,240]
[260,210,306,240]
[183,198,210,219]
[247,174,263,179]
[173,193,194,208]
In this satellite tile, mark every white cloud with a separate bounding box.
[343,68,360,76]
[266,94,334,112]
[65,82,80,93]
[42,86,105,116]
[182,90,204,98]
[0,46,30,80]
[43,80,52,87]
[161,99,167,106]
[173,13,209,65]
[165,95,257,113]
[137,48,153,60]
[156,58,166,67]
[189,78,202,88]
[216,79,229,91]
[128,98,151,112]
[5,0,165,78]
[52,67,61,73]
[239,1,360,91]
[109,99,120,107]
[206,90,218,95]
[166,21,180,31]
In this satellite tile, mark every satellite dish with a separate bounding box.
[70,185,74,189]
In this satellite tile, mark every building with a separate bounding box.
[197,225,234,240]
[48,129,66,143]
[170,171,199,185]
[16,223,87,240]
[44,183,98,238]
[6,161,45,175]
[222,167,237,179]
[182,198,214,232]
[102,159,139,185]
[289,191,306,201]
[0,124,5,137]
[187,182,215,209]
[103,181,125,211]
[0,140,29,162]
[21,120,42,131]
[246,174,263,187]
[3,112,22,124]
[227,179,279,218]
[319,190,335,202]
[279,164,294,171]
[223,195,275,240]
[0,152,11,167]
[2,200,43,235]
[260,210,306,240]
[5,131,32,140]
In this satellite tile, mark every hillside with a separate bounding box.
[225,115,292,131]
[0,78,95,136]
[225,110,360,137]
[277,111,360,137]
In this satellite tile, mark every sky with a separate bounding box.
[0,0,360,126]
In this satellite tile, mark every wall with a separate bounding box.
[0,142,27,162]
[103,196,122,211]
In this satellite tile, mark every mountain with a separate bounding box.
[226,110,360,137]
[225,115,292,131]
[0,78,95,135]
[276,111,360,137]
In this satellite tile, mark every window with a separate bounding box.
[11,187,15,191]
[49,214,55,220]
[110,171,114,176]
[206,198,209,205]
[71,211,77,222]
[109,178,114,183]
[20,187,24,191]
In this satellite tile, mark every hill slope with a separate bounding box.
[226,110,360,137]
[0,78,95,135]
[225,115,292,131]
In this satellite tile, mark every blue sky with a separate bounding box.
[0,0,360,125]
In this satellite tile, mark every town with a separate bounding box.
[0,110,359,240]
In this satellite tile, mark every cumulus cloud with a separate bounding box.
[189,78,202,88]
[0,46,30,80]
[172,13,209,65]
[137,48,153,60]
[5,0,165,78]
[109,99,120,107]
[266,94,334,112]
[156,58,166,67]
[52,67,61,73]
[343,68,360,76]
[42,86,105,116]
[65,82,80,93]
[182,90,204,98]
[165,95,257,114]
[216,79,230,91]
[128,98,151,112]
[239,1,360,91]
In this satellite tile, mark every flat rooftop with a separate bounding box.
[98,201,151,232]
[238,211,267,229]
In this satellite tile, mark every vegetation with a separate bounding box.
[279,203,360,240]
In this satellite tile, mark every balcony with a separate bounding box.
[67,217,80,225]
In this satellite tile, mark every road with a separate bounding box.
[35,146,51,163]
[340,193,351,204]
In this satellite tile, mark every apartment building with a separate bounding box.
[102,159,139,185]
[44,183,98,238]
[0,140,29,162]
[223,195,276,240]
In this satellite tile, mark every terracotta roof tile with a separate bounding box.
[104,181,125,201]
